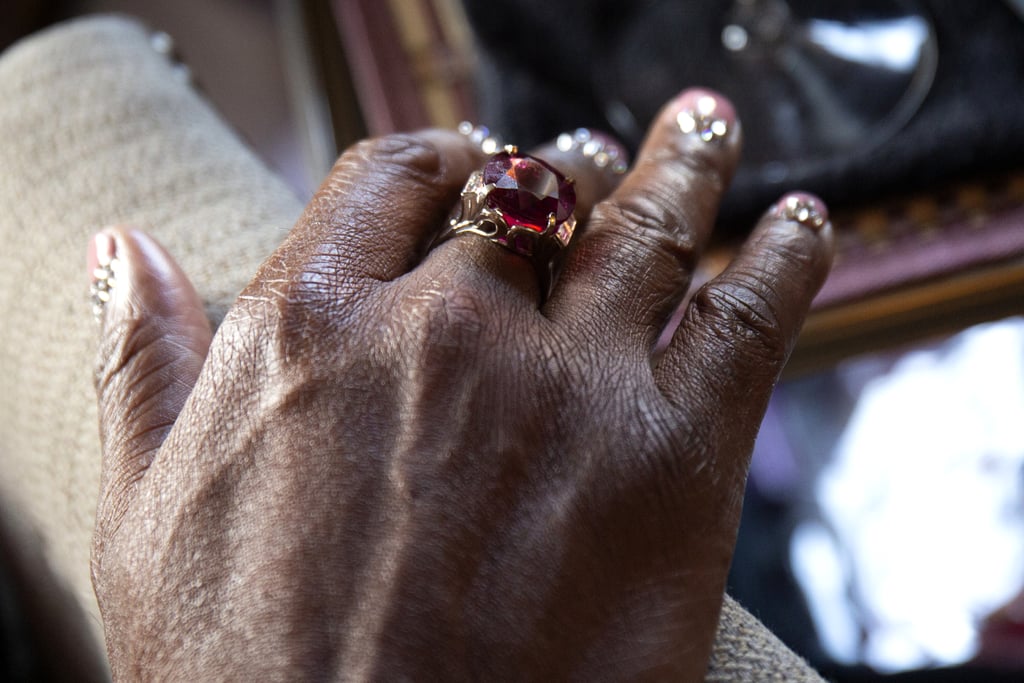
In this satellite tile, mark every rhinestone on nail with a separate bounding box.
[780,196,827,229]
[677,96,729,143]
[90,258,120,320]
[555,128,628,174]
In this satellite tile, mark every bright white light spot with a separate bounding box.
[806,17,929,72]
[795,318,1024,670]
[791,523,859,664]
[722,24,749,52]
[696,96,717,116]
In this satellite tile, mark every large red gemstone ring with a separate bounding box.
[437,145,577,297]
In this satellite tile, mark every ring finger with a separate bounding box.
[418,129,630,305]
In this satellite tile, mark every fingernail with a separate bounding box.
[555,128,629,174]
[458,120,504,155]
[775,192,829,230]
[88,231,120,321]
[673,89,736,144]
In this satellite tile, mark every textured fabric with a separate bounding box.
[0,16,822,681]
[464,0,1024,232]
[0,13,300,645]
[708,595,825,682]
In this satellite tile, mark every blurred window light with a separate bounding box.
[791,318,1024,671]
[806,17,930,71]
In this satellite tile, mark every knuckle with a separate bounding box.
[667,145,728,195]
[691,280,787,364]
[309,134,446,223]
[279,249,356,313]
[241,251,365,356]
[268,293,346,365]
[590,196,699,272]
[342,134,443,183]
[595,191,674,235]
[95,314,172,396]
[93,318,189,472]
[399,283,488,348]
[767,228,830,283]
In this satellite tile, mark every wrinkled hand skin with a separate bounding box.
[91,91,832,681]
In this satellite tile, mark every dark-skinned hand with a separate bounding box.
[90,89,833,680]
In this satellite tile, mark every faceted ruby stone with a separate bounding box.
[483,151,575,232]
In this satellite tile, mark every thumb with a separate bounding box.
[90,227,212,531]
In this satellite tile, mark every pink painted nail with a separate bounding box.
[776,192,829,230]
[88,231,119,320]
[673,89,736,143]
[555,128,630,174]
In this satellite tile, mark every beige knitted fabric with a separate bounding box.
[0,11,298,647]
[0,16,822,681]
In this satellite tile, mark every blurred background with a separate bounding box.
[2,1,1022,680]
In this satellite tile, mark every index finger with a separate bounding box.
[264,129,488,296]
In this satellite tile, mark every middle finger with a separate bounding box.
[547,88,742,352]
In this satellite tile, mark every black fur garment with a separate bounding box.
[463,0,1024,232]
